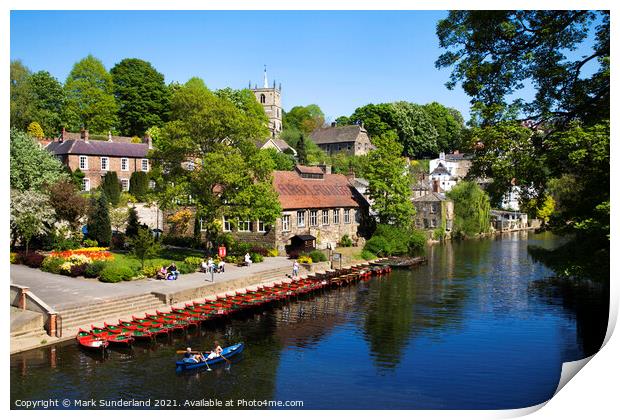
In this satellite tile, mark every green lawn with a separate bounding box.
[108,247,204,271]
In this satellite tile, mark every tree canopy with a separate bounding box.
[111,58,170,136]
[63,55,119,133]
[283,104,325,134]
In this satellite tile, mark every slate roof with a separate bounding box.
[309,125,367,145]
[273,170,363,210]
[46,139,149,158]
[430,162,451,176]
[412,192,450,202]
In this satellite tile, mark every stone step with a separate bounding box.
[10,329,48,339]
[60,298,165,329]
[58,294,163,316]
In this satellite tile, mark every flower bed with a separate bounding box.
[50,248,114,261]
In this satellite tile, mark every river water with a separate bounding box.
[10,232,608,410]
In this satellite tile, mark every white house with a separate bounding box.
[428,152,472,192]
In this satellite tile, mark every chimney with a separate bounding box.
[108,131,113,142]
[146,135,153,150]
[432,179,440,193]
[80,127,89,143]
[347,168,356,180]
[439,151,445,161]
[453,149,459,154]
[318,163,331,174]
[60,127,66,143]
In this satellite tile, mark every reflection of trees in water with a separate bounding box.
[528,277,609,357]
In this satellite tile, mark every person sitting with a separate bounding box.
[156,266,167,280]
[217,260,226,273]
[244,253,252,267]
[183,347,204,363]
[199,260,208,273]
[167,263,179,280]
[207,257,215,273]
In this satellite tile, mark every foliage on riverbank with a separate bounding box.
[364,224,426,257]
[446,181,491,238]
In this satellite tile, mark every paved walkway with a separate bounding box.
[10,257,294,310]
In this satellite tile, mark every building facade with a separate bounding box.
[412,192,454,232]
[250,67,283,138]
[309,124,374,156]
[428,151,472,192]
[45,129,151,192]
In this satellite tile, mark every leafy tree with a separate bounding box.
[129,226,160,269]
[436,11,609,126]
[129,171,149,201]
[10,189,56,253]
[47,179,89,230]
[110,207,129,233]
[283,104,325,134]
[101,171,121,206]
[423,102,465,152]
[334,115,351,126]
[111,58,170,136]
[348,103,396,139]
[125,206,141,238]
[63,55,118,133]
[390,102,439,157]
[364,224,426,257]
[365,132,415,227]
[25,71,66,135]
[330,153,369,177]
[10,60,33,130]
[259,148,295,171]
[27,122,44,139]
[86,193,112,246]
[10,129,67,191]
[446,181,491,238]
[215,87,269,127]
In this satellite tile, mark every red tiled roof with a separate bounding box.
[273,170,363,210]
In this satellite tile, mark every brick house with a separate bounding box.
[309,124,374,156]
[45,129,151,192]
[412,192,454,232]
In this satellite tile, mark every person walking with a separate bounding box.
[292,260,300,278]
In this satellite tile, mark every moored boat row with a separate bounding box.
[75,263,392,351]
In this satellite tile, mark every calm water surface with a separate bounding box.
[11,232,608,409]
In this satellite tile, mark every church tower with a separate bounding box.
[250,66,282,138]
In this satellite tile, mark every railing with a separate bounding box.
[10,284,59,337]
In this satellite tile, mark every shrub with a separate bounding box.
[69,263,89,277]
[51,233,81,251]
[267,249,279,257]
[232,242,252,256]
[84,261,107,278]
[41,256,64,274]
[10,252,19,264]
[140,265,159,278]
[177,262,194,274]
[340,234,353,247]
[297,255,313,264]
[360,250,378,260]
[129,171,149,201]
[249,252,264,263]
[363,224,426,257]
[22,252,45,268]
[99,266,134,283]
[83,239,98,248]
[184,256,203,268]
[309,250,327,263]
[364,236,390,257]
[224,255,237,264]
[111,233,128,250]
[250,246,269,256]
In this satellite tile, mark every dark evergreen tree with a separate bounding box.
[87,193,112,246]
[101,171,121,205]
[129,171,149,201]
[296,133,308,165]
[125,206,140,238]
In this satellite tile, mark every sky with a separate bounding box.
[10,10,477,121]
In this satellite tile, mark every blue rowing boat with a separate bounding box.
[175,343,244,371]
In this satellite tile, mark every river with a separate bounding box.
[10,231,608,409]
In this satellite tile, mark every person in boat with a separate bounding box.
[156,265,167,280]
[168,262,179,280]
[184,347,205,363]
[206,341,224,359]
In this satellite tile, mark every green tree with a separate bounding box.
[423,102,465,152]
[47,179,89,230]
[110,207,129,233]
[296,133,308,165]
[259,148,295,171]
[365,132,415,227]
[283,104,325,134]
[10,129,67,191]
[125,207,141,238]
[10,190,56,253]
[101,171,121,206]
[129,171,149,201]
[10,60,34,130]
[86,193,112,246]
[111,58,170,136]
[390,102,439,157]
[348,103,396,139]
[446,181,491,238]
[25,71,66,135]
[27,122,44,139]
[129,227,160,269]
[63,55,118,133]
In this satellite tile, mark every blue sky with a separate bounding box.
[11,10,474,121]
[9,10,600,122]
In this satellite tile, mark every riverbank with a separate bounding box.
[10,257,369,354]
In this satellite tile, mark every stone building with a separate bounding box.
[412,192,454,232]
[256,138,297,156]
[490,210,528,231]
[428,151,472,192]
[45,128,151,192]
[250,67,283,138]
[309,124,374,156]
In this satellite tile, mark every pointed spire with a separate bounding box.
[263,65,268,88]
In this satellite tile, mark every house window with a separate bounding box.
[82,178,90,192]
[322,210,329,225]
[79,155,88,170]
[344,209,351,224]
[333,208,340,224]
[238,219,252,232]
[199,218,208,232]
[222,216,232,232]
[121,179,129,191]
[310,210,318,226]
[121,158,129,171]
[282,215,290,232]
[260,94,266,104]
[100,157,109,171]
[141,159,149,172]
[257,221,266,232]
[297,211,305,227]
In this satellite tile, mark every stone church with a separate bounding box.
[250,66,283,138]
